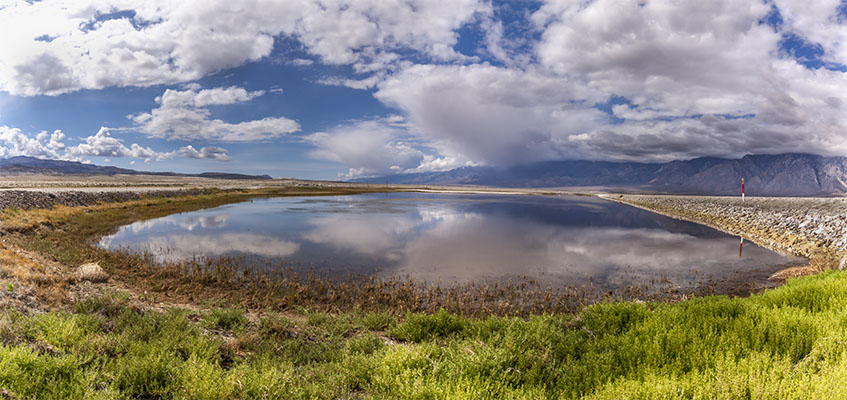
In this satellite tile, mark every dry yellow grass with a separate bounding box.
[0,242,70,307]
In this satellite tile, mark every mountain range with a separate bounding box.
[0,156,272,180]
[4,154,846,196]
[354,154,847,196]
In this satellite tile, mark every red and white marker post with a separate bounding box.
[741,177,745,202]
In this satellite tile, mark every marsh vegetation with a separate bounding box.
[0,188,843,399]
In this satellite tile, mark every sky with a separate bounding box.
[0,0,846,180]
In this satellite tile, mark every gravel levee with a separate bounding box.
[0,188,210,211]
[609,195,847,264]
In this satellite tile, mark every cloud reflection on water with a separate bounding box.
[302,210,790,286]
[99,194,802,288]
[101,233,299,263]
[118,213,231,234]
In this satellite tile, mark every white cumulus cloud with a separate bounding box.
[0,125,233,164]
[772,0,847,65]
[177,145,231,161]
[307,118,431,179]
[66,127,169,162]
[374,64,607,165]
[130,86,300,141]
[0,126,67,159]
[0,0,487,96]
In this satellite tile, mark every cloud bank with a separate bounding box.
[308,0,847,175]
[1,0,846,175]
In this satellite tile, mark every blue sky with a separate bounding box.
[0,0,846,179]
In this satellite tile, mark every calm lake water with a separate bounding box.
[98,193,803,291]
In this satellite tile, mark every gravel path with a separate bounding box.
[608,195,847,266]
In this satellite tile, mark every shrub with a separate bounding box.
[202,307,248,333]
[391,309,468,343]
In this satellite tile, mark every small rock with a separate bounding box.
[0,388,18,400]
[77,262,108,283]
[28,340,59,356]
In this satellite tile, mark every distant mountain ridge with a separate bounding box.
[354,154,847,196]
[0,156,272,180]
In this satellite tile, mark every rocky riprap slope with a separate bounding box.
[609,195,847,264]
[0,188,210,211]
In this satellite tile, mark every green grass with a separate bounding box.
[3,270,847,399]
[202,307,248,333]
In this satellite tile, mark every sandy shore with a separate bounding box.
[605,194,847,268]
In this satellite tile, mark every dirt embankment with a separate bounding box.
[0,188,222,314]
[608,195,847,268]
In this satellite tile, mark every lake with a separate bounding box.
[98,193,803,293]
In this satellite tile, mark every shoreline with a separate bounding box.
[601,194,847,271]
[1,183,841,255]
[1,184,844,315]
[597,194,795,257]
